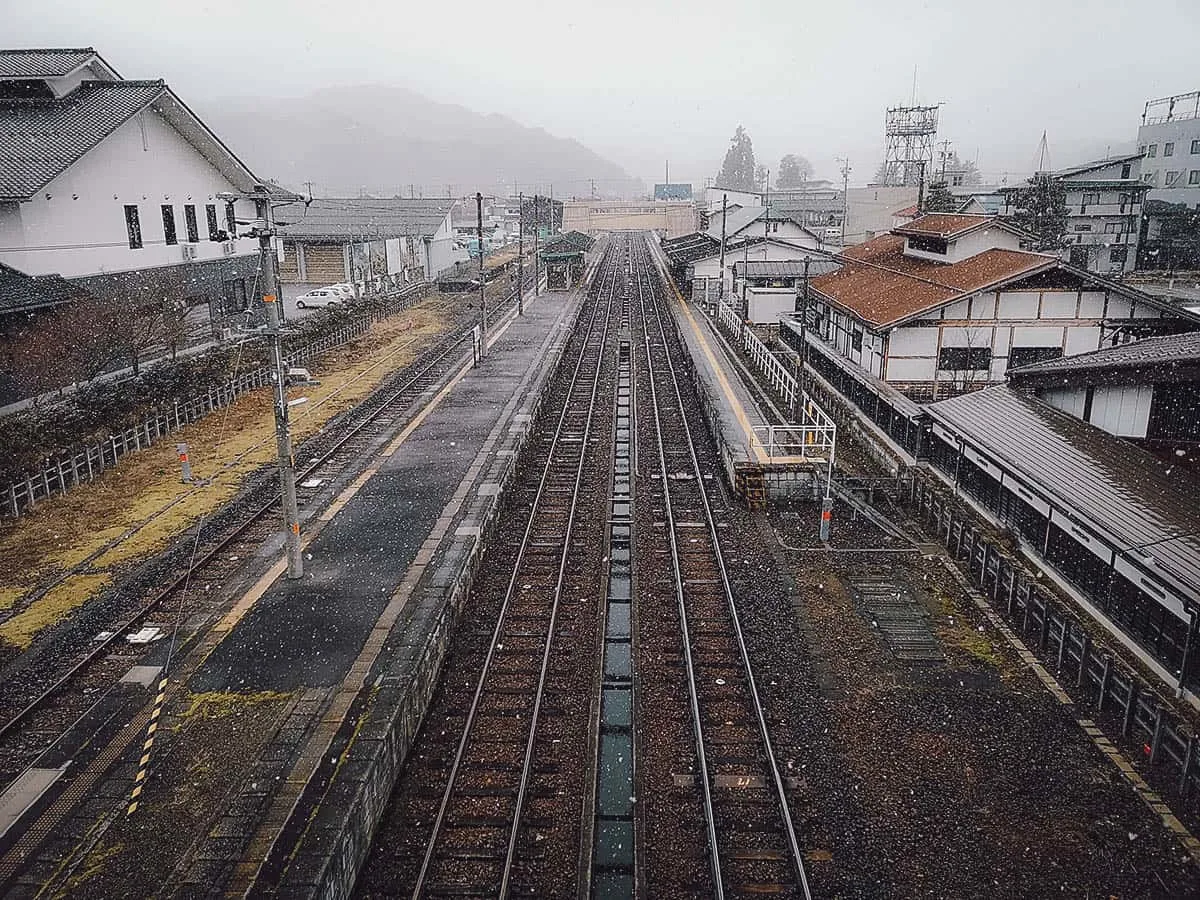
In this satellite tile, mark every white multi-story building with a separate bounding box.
[1001,155,1147,275]
[1137,90,1200,207]
[0,48,283,322]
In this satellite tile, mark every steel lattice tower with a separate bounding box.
[882,105,939,187]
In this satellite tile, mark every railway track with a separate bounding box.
[406,244,619,897]
[631,234,812,899]
[0,282,530,772]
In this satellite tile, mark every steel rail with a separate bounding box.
[0,285,528,745]
[633,235,813,899]
[411,247,619,898]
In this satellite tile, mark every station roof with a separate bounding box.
[813,233,1057,329]
[734,258,840,280]
[1008,329,1200,387]
[0,261,88,315]
[929,385,1200,604]
[0,48,117,79]
[275,198,452,241]
[0,77,265,201]
[661,232,720,267]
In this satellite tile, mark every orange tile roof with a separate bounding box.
[892,213,994,238]
[812,233,1055,329]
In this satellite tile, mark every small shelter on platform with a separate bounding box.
[541,231,594,291]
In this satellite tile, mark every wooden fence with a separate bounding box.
[2,283,429,519]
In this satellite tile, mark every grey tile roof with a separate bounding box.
[928,385,1200,601]
[0,48,98,78]
[0,261,87,314]
[275,198,452,240]
[0,80,166,199]
[1010,330,1200,378]
[733,258,840,279]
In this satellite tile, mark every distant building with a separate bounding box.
[654,183,693,201]
[662,232,827,306]
[793,213,1197,402]
[561,199,696,238]
[1001,155,1147,275]
[275,198,461,285]
[0,47,286,325]
[1137,90,1200,207]
[704,206,827,248]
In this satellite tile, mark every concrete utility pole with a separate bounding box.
[533,194,540,297]
[718,193,728,304]
[476,192,487,354]
[517,190,524,315]
[916,160,927,215]
[259,210,303,579]
[794,255,812,418]
[837,158,851,246]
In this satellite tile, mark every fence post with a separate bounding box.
[1098,655,1112,712]
[1181,737,1195,797]
[1077,633,1091,690]
[1150,706,1165,764]
[1122,683,1138,737]
[1040,598,1052,652]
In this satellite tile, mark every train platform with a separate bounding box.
[2,275,591,897]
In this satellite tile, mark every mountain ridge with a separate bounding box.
[196,84,640,198]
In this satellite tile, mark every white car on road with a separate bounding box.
[294,288,344,309]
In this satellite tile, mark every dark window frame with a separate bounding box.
[225,201,237,235]
[1009,346,1063,369]
[184,204,199,243]
[937,346,991,371]
[161,204,177,246]
[124,204,143,249]
[907,234,948,255]
[206,204,220,241]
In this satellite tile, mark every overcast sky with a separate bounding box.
[6,0,1200,189]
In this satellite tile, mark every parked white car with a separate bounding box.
[327,283,357,300]
[294,288,343,309]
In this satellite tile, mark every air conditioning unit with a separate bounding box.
[181,244,198,261]
[221,240,236,256]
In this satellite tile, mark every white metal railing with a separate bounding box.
[709,297,837,463]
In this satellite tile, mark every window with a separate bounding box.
[161,204,177,245]
[851,329,863,352]
[225,201,236,236]
[1148,144,1158,157]
[1190,170,1200,185]
[907,234,948,255]
[938,346,991,371]
[1192,139,1200,154]
[124,204,142,249]
[1109,246,1128,265]
[221,278,248,314]
[1166,171,1181,187]
[1103,221,1125,234]
[1081,192,1101,206]
[184,205,199,243]
[1073,223,1093,232]
[1164,142,1175,157]
[1120,163,1131,179]
[206,204,220,240]
[1069,245,1090,267]
[1009,346,1063,369]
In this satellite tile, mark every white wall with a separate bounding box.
[1090,385,1153,437]
[0,107,258,279]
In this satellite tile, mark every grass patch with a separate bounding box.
[180,690,291,719]
[0,572,112,649]
[0,298,454,651]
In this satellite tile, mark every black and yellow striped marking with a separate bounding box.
[127,677,167,816]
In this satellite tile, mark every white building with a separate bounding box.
[704,206,826,248]
[801,213,1197,401]
[1001,155,1147,275]
[276,198,462,286]
[0,48,281,322]
[1137,90,1200,207]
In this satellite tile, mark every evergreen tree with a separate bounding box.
[776,154,813,189]
[923,181,959,213]
[1009,174,1069,251]
[716,126,757,192]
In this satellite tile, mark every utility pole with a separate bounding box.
[517,190,524,315]
[837,158,851,246]
[794,255,812,419]
[533,194,540,297]
[258,203,302,580]
[476,192,487,354]
[916,160,927,215]
[764,168,770,242]
[718,193,728,305]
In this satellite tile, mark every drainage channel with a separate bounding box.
[587,270,637,899]
[850,576,945,663]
